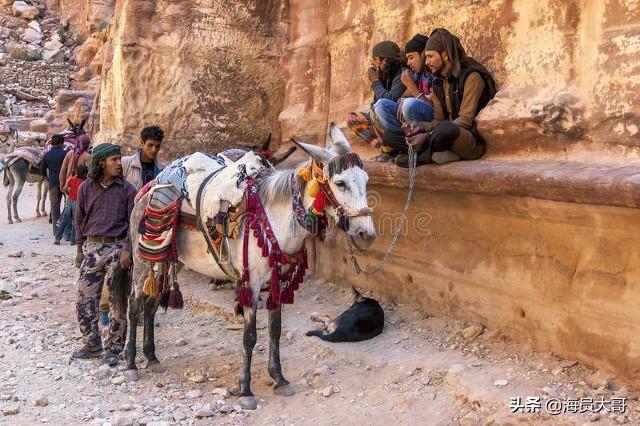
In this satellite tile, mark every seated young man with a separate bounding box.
[372,34,435,162]
[394,28,496,167]
[346,40,406,160]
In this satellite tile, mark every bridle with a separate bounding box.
[294,152,373,233]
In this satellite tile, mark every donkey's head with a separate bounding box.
[0,127,18,154]
[67,118,86,136]
[292,123,377,251]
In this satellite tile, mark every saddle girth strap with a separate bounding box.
[195,168,241,279]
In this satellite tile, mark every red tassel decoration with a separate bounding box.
[238,286,253,307]
[168,283,184,309]
[312,191,326,215]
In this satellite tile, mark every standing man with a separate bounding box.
[40,134,68,236]
[122,125,164,190]
[73,143,137,366]
[98,125,165,326]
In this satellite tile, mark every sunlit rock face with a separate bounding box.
[91,0,287,158]
[68,0,639,159]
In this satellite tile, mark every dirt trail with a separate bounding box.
[0,185,637,426]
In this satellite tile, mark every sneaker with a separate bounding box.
[71,344,103,359]
[53,240,60,245]
[431,150,461,165]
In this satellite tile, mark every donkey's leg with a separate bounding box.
[6,180,13,224]
[11,179,24,223]
[269,304,295,396]
[40,180,48,217]
[126,291,143,372]
[142,294,160,366]
[238,299,259,409]
[35,181,42,217]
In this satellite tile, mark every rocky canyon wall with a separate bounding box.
[69,0,640,161]
[86,0,287,160]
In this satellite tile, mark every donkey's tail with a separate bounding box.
[110,265,132,318]
[2,167,8,187]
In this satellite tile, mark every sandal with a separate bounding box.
[71,345,103,359]
[370,153,394,162]
[102,352,120,366]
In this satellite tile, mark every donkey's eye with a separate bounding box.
[334,180,346,190]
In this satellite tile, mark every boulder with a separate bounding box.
[43,48,63,63]
[44,39,63,51]
[12,1,40,20]
[23,28,43,45]
[29,118,48,133]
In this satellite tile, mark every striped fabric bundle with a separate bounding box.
[5,146,43,168]
[138,185,183,263]
[346,111,383,148]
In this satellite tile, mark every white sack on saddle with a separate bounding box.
[184,151,264,222]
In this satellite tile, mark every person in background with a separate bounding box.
[396,28,497,167]
[122,125,165,190]
[40,134,68,236]
[346,40,406,161]
[373,33,436,161]
[54,164,87,245]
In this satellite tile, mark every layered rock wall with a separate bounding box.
[92,0,287,159]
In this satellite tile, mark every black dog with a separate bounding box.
[306,288,384,342]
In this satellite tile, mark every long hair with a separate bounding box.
[89,161,104,182]
[379,56,404,89]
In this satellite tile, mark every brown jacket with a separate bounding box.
[59,150,90,193]
[431,71,485,130]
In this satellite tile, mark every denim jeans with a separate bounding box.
[373,98,434,132]
[55,200,75,242]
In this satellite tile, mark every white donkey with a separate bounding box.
[125,124,376,409]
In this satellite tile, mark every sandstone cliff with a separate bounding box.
[56,0,639,163]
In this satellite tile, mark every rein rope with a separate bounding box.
[346,142,417,275]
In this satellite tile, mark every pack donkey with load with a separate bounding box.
[123,124,376,408]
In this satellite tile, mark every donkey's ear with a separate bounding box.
[327,123,352,156]
[80,118,87,129]
[261,133,271,151]
[67,118,73,127]
[351,287,365,303]
[290,138,333,164]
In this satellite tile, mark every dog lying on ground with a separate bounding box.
[306,288,384,342]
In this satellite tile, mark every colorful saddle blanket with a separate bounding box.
[4,146,43,168]
[138,184,183,263]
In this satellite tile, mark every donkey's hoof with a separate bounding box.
[145,363,165,373]
[14,218,21,223]
[239,396,258,410]
[7,220,12,225]
[273,383,295,397]
[35,212,41,217]
[124,369,139,382]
